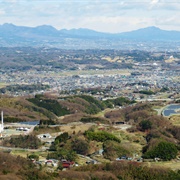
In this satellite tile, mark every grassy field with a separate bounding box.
[47,69,131,77]
[110,127,145,156]
[11,149,30,158]
[0,83,7,88]
[169,115,180,126]
[11,149,48,160]
[94,108,111,118]
[60,123,94,135]
[102,56,121,62]
[146,160,180,171]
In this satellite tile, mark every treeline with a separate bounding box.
[0,94,134,123]
[0,147,176,180]
[70,161,180,180]
[28,94,70,116]
[1,151,180,180]
[4,116,23,123]
[133,90,155,95]
[0,152,53,180]
[64,95,104,114]
[0,48,172,72]
[143,141,178,160]
[63,95,135,115]
[3,135,42,149]
[80,116,109,124]
[85,130,121,143]
[58,95,134,117]
[104,96,136,108]
[28,94,106,117]
[0,96,51,123]
[0,83,49,94]
[69,86,112,95]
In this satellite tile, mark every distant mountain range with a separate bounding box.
[0,23,180,49]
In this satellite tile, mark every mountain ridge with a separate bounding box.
[0,23,180,48]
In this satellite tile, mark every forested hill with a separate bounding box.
[0,94,134,124]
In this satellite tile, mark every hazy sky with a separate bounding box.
[0,0,180,33]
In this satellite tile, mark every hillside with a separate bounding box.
[0,152,180,180]
[120,26,180,41]
[0,48,165,71]
[0,94,134,124]
[0,95,180,179]
[0,151,53,180]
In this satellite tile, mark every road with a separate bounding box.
[154,107,164,116]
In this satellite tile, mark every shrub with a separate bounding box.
[143,141,178,160]
[4,116,23,123]
[3,135,41,149]
[85,130,121,143]
[72,139,89,155]
[139,90,155,95]
[103,140,130,160]
[55,132,69,144]
[28,154,39,161]
[80,116,109,124]
[168,126,180,141]
[139,120,152,132]
[56,148,77,161]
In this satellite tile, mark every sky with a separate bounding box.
[0,0,180,33]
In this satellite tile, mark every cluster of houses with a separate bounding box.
[31,158,76,169]
[33,133,76,169]
[16,127,30,131]
[1,59,179,101]
[60,159,76,169]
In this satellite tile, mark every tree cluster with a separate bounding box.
[3,135,42,149]
[85,130,121,143]
[28,94,70,116]
[143,141,178,160]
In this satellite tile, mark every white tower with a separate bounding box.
[0,111,3,133]
[1,111,3,131]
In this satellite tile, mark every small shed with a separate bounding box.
[37,133,52,139]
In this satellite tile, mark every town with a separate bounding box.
[0,48,179,102]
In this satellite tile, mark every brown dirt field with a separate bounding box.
[60,123,95,135]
